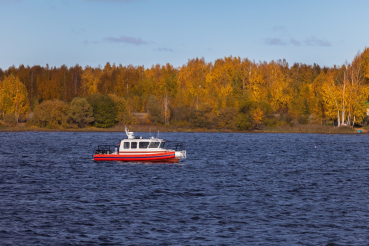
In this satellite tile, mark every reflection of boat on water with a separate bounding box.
[93,128,186,163]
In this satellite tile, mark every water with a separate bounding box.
[1,132,369,245]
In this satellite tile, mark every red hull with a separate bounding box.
[93,151,179,163]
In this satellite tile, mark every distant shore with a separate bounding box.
[0,124,366,134]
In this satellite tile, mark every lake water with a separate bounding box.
[1,132,369,245]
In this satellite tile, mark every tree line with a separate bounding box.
[1,47,369,129]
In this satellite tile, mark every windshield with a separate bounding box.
[148,142,160,148]
[139,142,149,148]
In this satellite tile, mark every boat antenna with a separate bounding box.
[125,126,135,139]
[157,130,159,138]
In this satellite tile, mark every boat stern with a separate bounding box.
[175,150,186,160]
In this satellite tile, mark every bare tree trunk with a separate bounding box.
[163,92,170,125]
[337,110,340,127]
[341,93,345,125]
[341,72,348,126]
[352,115,355,127]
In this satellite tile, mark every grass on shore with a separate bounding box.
[262,124,359,134]
[0,123,364,134]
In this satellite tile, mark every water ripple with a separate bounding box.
[1,132,369,245]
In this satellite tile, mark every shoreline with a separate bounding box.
[0,124,366,134]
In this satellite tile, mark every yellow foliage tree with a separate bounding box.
[178,58,210,109]
[267,61,291,111]
[322,57,369,127]
[252,106,264,128]
[0,75,30,122]
[309,71,326,124]
[82,66,100,96]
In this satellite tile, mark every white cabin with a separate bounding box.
[118,128,186,159]
[119,136,167,153]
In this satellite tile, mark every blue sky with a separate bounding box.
[0,0,368,69]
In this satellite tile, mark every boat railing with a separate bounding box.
[94,145,118,155]
[165,141,186,151]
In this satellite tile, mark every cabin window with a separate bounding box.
[148,142,160,148]
[139,142,149,148]
[124,142,130,149]
[131,142,137,149]
[159,142,165,148]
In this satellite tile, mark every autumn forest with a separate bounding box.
[1,47,369,130]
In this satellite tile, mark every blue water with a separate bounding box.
[1,132,369,245]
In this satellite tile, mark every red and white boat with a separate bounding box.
[93,128,186,163]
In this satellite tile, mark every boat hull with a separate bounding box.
[93,151,180,163]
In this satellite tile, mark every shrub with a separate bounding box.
[171,105,191,122]
[217,107,237,129]
[236,100,272,130]
[68,97,94,128]
[187,109,214,129]
[86,93,117,128]
[108,94,131,124]
[0,120,7,127]
[32,100,69,129]
[298,115,309,125]
[278,113,293,126]
[235,113,253,130]
[4,113,17,126]
[146,96,162,125]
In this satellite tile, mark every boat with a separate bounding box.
[93,128,186,163]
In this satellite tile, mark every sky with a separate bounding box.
[0,0,368,70]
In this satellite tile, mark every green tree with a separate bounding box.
[32,99,69,129]
[68,97,94,128]
[4,113,17,126]
[235,113,253,130]
[146,96,162,124]
[235,100,273,130]
[237,101,258,131]
[86,93,117,128]
[217,107,237,129]
[108,94,131,124]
